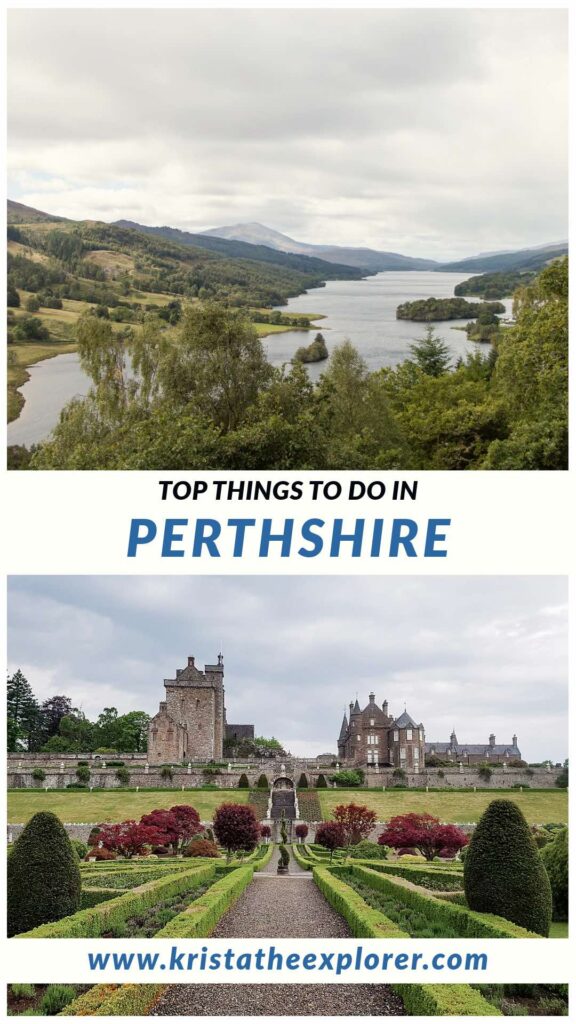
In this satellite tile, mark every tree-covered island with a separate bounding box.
[396,297,506,321]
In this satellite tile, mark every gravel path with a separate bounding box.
[153,983,406,1016]
[152,875,406,1016]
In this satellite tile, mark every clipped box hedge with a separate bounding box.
[349,866,539,939]
[80,887,129,909]
[61,983,167,1016]
[155,864,253,938]
[313,866,408,938]
[393,983,501,1016]
[253,842,275,871]
[292,844,314,870]
[16,863,216,938]
[351,860,464,890]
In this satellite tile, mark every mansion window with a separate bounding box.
[393,730,399,741]
[367,734,379,745]
[413,748,420,761]
[357,735,361,741]
[367,750,378,764]
[407,729,412,740]
[369,719,375,727]
[400,747,407,763]
[419,729,424,740]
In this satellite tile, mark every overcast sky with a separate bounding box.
[7,576,567,763]
[7,9,567,259]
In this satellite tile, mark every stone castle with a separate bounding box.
[147,654,254,763]
[147,657,521,768]
[338,693,521,768]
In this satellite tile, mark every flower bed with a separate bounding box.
[15,863,216,938]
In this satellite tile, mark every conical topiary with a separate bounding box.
[463,799,552,936]
[8,811,82,936]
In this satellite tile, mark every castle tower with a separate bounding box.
[147,654,225,763]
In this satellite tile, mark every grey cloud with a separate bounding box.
[7,9,567,257]
[7,576,568,763]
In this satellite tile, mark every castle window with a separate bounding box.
[400,747,406,762]
[407,729,412,740]
[393,730,399,741]
[413,748,420,761]
[369,719,374,727]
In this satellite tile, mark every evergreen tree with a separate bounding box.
[8,812,81,935]
[464,799,552,936]
[408,325,452,377]
[7,670,40,751]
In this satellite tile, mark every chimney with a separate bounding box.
[512,733,518,747]
[188,656,195,667]
[369,692,375,704]
[382,700,388,716]
[489,733,495,747]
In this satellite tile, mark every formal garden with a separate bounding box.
[7,795,568,1016]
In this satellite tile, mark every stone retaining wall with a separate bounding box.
[7,762,559,790]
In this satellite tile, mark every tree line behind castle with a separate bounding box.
[7,203,567,472]
[6,670,283,760]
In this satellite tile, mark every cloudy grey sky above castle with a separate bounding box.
[7,576,567,763]
[7,9,566,259]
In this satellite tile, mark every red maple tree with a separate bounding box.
[332,803,377,848]
[295,823,309,842]
[213,803,261,859]
[315,821,345,860]
[139,804,202,854]
[98,820,166,858]
[379,813,468,861]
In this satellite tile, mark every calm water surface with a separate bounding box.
[8,271,512,447]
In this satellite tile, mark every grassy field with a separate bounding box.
[317,789,568,824]
[8,789,249,824]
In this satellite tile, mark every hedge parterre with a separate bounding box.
[15,863,216,938]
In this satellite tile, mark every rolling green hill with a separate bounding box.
[439,243,567,274]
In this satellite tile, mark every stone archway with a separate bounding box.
[272,776,294,791]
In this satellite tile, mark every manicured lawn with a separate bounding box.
[317,789,568,824]
[549,921,568,938]
[7,789,248,824]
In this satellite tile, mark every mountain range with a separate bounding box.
[8,199,567,277]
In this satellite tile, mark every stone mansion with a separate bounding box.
[337,693,522,768]
[147,655,522,768]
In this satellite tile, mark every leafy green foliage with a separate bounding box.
[540,827,568,920]
[16,257,568,473]
[455,269,537,299]
[397,297,505,322]
[464,800,553,936]
[8,811,82,935]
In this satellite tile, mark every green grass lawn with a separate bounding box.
[549,921,568,938]
[317,789,568,824]
[8,789,248,824]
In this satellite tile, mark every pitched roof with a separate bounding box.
[392,710,418,729]
[426,742,520,756]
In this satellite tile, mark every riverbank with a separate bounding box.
[8,342,78,423]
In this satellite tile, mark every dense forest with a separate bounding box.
[7,218,355,310]
[396,297,505,322]
[455,269,538,300]
[13,258,566,471]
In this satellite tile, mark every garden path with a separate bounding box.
[152,874,406,1016]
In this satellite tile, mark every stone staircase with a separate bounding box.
[271,789,296,842]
